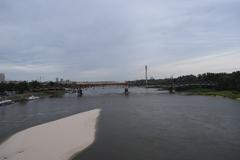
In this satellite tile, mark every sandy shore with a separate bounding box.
[0,109,100,160]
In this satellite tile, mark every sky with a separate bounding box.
[0,0,240,81]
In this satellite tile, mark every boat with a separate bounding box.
[0,100,13,106]
[28,95,40,100]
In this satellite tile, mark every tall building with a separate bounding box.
[60,78,63,84]
[56,77,59,83]
[0,73,5,82]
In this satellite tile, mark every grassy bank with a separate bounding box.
[183,88,240,100]
[7,90,65,102]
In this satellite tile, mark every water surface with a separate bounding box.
[0,88,240,160]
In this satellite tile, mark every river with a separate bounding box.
[0,88,240,160]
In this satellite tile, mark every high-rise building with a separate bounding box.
[56,77,59,83]
[0,73,5,82]
[60,78,63,84]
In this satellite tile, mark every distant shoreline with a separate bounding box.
[179,89,240,100]
[1,90,65,104]
[152,87,240,100]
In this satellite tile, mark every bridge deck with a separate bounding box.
[70,82,128,89]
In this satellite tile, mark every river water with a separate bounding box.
[0,88,240,160]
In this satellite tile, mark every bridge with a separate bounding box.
[32,81,129,96]
[70,81,128,88]
[65,81,129,96]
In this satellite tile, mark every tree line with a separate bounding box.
[0,81,61,94]
[1,71,240,94]
[128,71,240,91]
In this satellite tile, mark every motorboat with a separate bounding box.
[0,100,13,106]
[28,95,40,100]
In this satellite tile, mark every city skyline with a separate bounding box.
[0,0,240,81]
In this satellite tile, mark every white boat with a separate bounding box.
[0,100,13,106]
[28,95,40,100]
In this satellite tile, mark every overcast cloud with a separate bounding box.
[0,0,240,81]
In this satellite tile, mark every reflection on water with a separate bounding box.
[0,88,240,160]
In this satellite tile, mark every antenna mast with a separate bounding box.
[145,65,148,88]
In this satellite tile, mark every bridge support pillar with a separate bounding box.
[124,88,129,95]
[169,86,175,94]
[77,88,83,96]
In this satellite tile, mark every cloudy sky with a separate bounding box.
[0,0,240,81]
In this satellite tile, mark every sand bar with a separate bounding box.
[0,109,100,160]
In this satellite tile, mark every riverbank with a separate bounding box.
[0,109,100,160]
[182,89,240,100]
[2,90,65,103]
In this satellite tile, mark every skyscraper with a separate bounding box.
[56,77,59,83]
[0,73,5,82]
